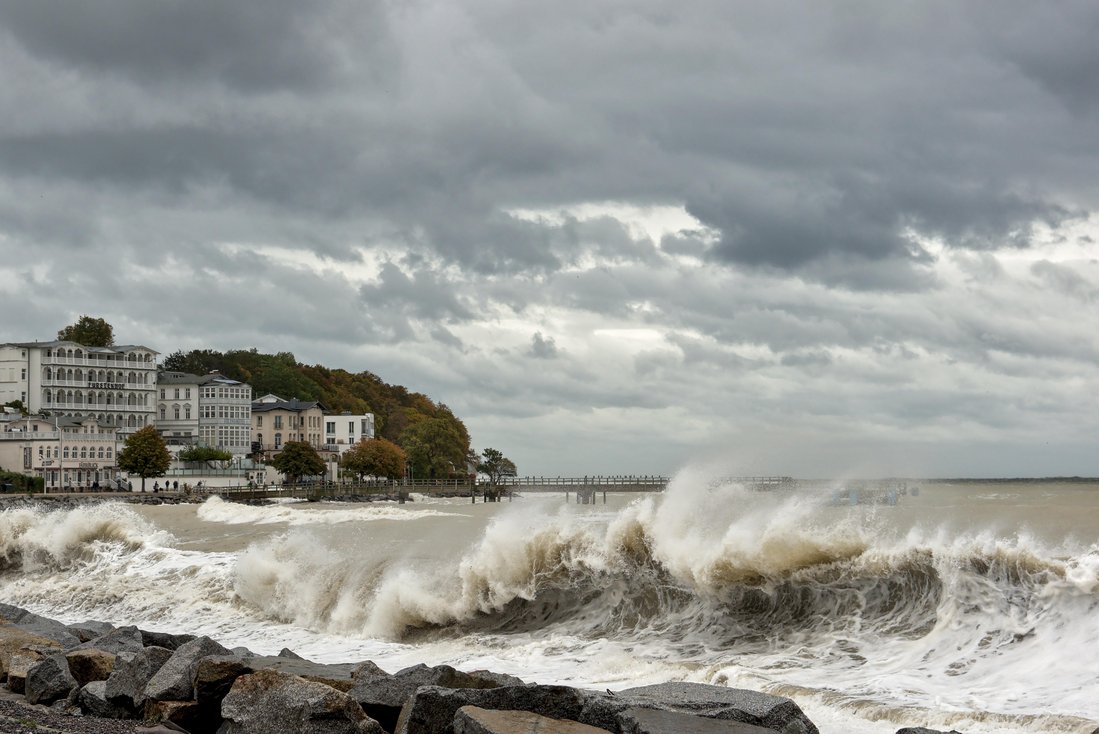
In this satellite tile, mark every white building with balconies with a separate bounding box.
[0,414,123,490]
[157,371,252,456]
[322,411,375,456]
[0,340,158,438]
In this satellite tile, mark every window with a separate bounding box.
[106,448,112,459]
[173,405,180,420]
[160,389,165,399]
[274,416,282,430]
[326,421,336,434]
[184,405,191,419]
[185,388,190,399]
[256,416,263,428]
[63,447,69,459]
[174,388,180,399]
[274,433,282,449]
[160,406,166,420]
[98,447,104,459]
[348,421,354,435]
[20,368,26,380]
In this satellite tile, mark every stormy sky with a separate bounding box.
[2,1,1098,478]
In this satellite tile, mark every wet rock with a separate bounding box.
[352,663,524,733]
[144,635,233,702]
[144,699,205,731]
[139,628,198,651]
[454,705,613,734]
[79,679,134,719]
[106,646,174,711]
[277,647,306,660]
[80,625,145,654]
[0,624,59,682]
[66,647,117,685]
[0,606,81,649]
[395,685,594,734]
[618,707,778,734]
[6,647,50,693]
[25,652,78,705]
[66,620,117,642]
[613,683,819,734]
[242,655,360,692]
[193,654,253,710]
[219,668,385,734]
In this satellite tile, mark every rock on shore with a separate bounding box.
[0,604,964,734]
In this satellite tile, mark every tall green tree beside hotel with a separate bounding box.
[117,426,171,492]
[57,316,115,347]
[272,441,326,484]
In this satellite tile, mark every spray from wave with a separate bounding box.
[196,496,452,526]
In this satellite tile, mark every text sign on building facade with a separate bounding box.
[88,382,125,390]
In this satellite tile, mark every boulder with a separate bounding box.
[66,620,117,642]
[6,647,50,693]
[242,655,360,692]
[144,635,233,702]
[25,652,78,705]
[139,628,198,651]
[278,647,306,660]
[106,646,174,711]
[80,625,145,654]
[144,699,206,731]
[618,707,779,734]
[0,608,80,649]
[79,680,134,719]
[0,623,59,680]
[194,654,253,709]
[613,683,819,734]
[454,706,613,734]
[395,685,596,734]
[66,647,117,685]
[219,668,385,734]
[352,663,524,732]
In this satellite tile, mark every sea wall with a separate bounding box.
[0,603,965,734]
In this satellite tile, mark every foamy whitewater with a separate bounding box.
[2,469,1098,734]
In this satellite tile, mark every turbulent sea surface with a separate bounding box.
[1,470,1098,734]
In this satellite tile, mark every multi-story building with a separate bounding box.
[250,394,327,458]
[156,371,253,456]
[322,411,375,456]
[0,341,158,438]
[0,414,122,490]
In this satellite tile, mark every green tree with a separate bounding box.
[399,418,468,479]
[341,438,406,481]
[177,446,233,464]
[2,400,28,416]
[271,441,326,484]
[57,316,115,347]
[477,448,518,485]
[117,426,171,492]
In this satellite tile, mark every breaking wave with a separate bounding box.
[196,496,451,526]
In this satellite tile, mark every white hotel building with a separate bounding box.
[157,371,253,457]
[0,414,122,490]
[0,341,158,438]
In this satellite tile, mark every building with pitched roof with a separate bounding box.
[0,414,122,490]
[250,394,328,459]
[0,340,158,438]
[157,371,253,456]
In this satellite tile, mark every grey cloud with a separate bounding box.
[529,332,558,359]
[0,0,390,92]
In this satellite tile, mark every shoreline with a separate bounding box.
[0,604,968,734]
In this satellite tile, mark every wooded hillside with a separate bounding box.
[162,349,471,477]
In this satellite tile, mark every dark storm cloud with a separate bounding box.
[0,0,388,92]
[529,332,558,359]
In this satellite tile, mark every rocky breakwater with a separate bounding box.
[0,604,965,734]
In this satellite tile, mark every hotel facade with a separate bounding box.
[0,341,158,438]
